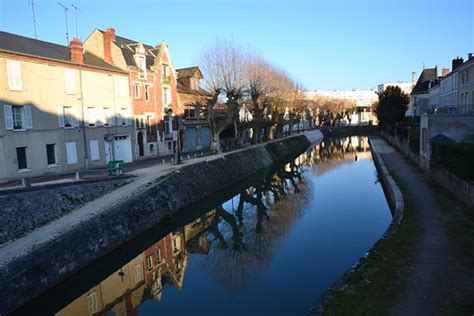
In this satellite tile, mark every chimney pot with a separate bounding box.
[452,57,464,71]
[69,38,84,64]
[442,67,450,76]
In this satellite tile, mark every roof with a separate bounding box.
[98,29,158,69]
[412,67,438,94]
[176,66,202,79]
[0,31,124,72]
[177,80,209,96]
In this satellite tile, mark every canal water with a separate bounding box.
[18,136,392,316]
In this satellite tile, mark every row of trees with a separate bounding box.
[198,39,308,153]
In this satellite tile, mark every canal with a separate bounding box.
[16,136,392,316]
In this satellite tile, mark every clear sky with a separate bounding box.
[0,0,473,90]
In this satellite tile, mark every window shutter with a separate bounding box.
[96,108,103,126]
[4,105,13,130]
[57,106,65,127]
[117,113,123,126]
[65,69,76,94]
[66,142,78,164]
[109,109,116,126]
[7,60,22,91]
[72,107,80,127]
[89,140,100,161]
[119,77,129,97]
[24,106,33,129]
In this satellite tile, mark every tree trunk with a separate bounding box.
[210,129,221,154]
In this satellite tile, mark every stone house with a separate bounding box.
[176,66,211,152]
[411,66,438,115]
[84,28,180,159]
[457,54,474,113]
[0,31,135,178]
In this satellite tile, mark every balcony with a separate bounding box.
[162,76,171,85]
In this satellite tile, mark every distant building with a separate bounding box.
[176,66,211,152]
[410,66,438,115]
[304,89,377,108]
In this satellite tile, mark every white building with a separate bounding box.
[304,89,377,108]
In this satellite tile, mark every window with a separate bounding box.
[146,116,155,135]
[58,106,78,128]
[6,60,22,91]
[90,140,100,161]
[145,85,151,102]
[156,248,162,263]
[4,105,32,130]
[119,108,131,126]
[162,87,171,106]
[164,115,172,135]
[65,142,78,164]
[133,264,143,284]
[119,77,129,97]
[137,55,147,79]
[134,84,140,99]
[173,235,181,252]
[190,78,199,90]
[46,144,56,165]
[146,256,153,271]
[162,64,168,78]
[87,292,98,316]
[64,69,76,94]
[103,107,115,126]
[16,147,27,170]
[87,107,96,127]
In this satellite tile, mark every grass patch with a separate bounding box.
[323,175,417,315]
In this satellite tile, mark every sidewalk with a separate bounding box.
[370,136,474,315]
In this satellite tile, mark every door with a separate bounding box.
[113,135,133,163]
[137,132,144,157]
[185,128,197,152]
[201,127,211,149]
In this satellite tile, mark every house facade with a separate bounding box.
[176,66,211,152]
[84,28,180,159]
[457,54,474,113]
[0,31,134,178]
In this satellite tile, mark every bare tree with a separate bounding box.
[199,39,247,153]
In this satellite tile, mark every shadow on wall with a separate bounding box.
[0,99,135,178]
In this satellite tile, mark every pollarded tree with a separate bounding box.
[199,39,247,153]
[375,85,409,127]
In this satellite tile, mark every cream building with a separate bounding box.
[0,31,135,178]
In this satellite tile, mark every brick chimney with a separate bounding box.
[452,57,464,71]
[103,27,116,65]
[69,38,84,64]
[442,67,450,76]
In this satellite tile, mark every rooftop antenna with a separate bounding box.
[71,4,81,39]
[58,2,69,44]
[28,0,37,39]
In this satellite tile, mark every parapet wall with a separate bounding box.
[0,130,323,315]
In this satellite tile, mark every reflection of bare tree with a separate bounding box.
[196,161,311,293]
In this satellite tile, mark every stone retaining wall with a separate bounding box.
[0,130,323,315]
[0,178,132,245]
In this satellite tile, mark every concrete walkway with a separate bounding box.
[370,136,474,315]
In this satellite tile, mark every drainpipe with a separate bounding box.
[79,67,89,169]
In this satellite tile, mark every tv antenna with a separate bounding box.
[58,2,69,44]
[71,4,81,39]
[28,0,37,39]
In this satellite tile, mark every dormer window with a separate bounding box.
[137,55,146,79]
[162,64,170,84]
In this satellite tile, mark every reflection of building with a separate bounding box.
[56,229,187,316]
[0,31,135,178]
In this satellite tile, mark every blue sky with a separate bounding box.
[0,0,473,90]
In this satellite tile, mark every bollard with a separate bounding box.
[201,152,204,156]
[187,155,190,159]
[194,153,197,157]
[75,171,82,180]
[162,159,165,164]
[171,157,174,163]
[21,177,31,188]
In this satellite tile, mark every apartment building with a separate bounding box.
[0,31,134,178]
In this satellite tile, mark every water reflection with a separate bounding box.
[52,136,388,316]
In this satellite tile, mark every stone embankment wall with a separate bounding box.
[429,161,474,207]
[381,131,419,164]
[310,137,404,315]
[0,178,132,245]
[0,130,323,316]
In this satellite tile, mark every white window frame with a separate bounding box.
[134,84,140,99]
[87,292,98,315]
[145,84,151,102]
[86,107,96,127]
[5,105,32,131]
[89,140,100,161]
